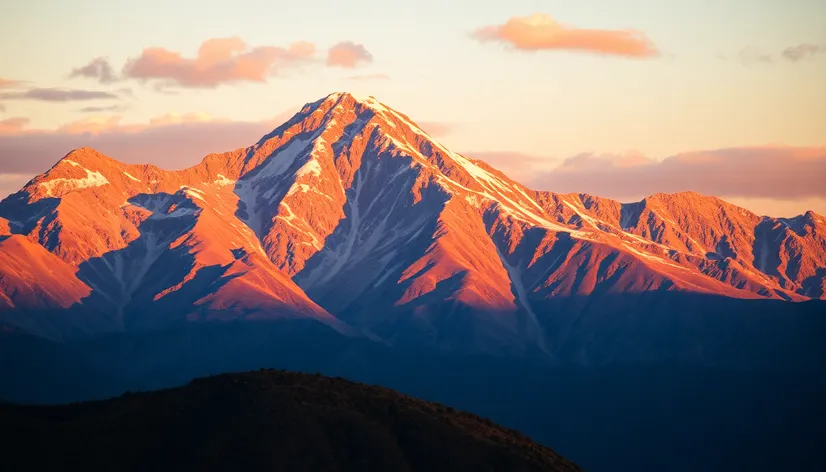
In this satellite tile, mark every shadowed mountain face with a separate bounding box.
[0,92,824,358]
[0,369,582,472]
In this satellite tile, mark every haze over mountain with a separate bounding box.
[0,92,824,361]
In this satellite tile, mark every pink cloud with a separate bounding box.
[122,37,317,88]
[473,13,658,58]
[0,113,287,183]
[327,41,373,68]
[417,121,453,138]
[532,146,826,201]
[0,117,30,133]
[465,151,552,185]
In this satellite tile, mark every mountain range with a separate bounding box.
[2,92,825,472]
[1,91,824,363]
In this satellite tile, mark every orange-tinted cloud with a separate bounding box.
[0,79,23,89]
[0,117,30,133]
[531,146,826,202]
[473,13,658,58]
[122,37,317,88]
[327,41,373,68]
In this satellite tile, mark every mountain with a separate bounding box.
[1,92,824,363]
[0,369,582,472]
[1,92,825,472]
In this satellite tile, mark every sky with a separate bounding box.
[1,0,825,216]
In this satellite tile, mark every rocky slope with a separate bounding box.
[0,92,824,356]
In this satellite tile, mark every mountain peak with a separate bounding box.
[56,147,117,168]
[323,91,378,104]
[1,92,825,348]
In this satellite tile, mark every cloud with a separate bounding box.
[345,73,391,81]
[0,104,5,113]
[0,79,23,89]
[0,112,291,184]
[417,121,453,138]
[738,46,774,64]
[327,41,374,68]
[530,146,826,201]
[78,104,127,113]
[465,151,554,185]
[70,57,118,84]
[721,43,825,64]
[122,37,317,88]
[782,43,824,62]
[0,88,120,102]
[0,117,30,133]
[472,13,658,58]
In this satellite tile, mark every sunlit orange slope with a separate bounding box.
[0,93,823,352]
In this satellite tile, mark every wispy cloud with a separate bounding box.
[0,88,120,102]
[327,41,373,68]
[0,117,30,133]
[416,121,452,138]
[465,151,554,185]
[70,57,119,84]
[0,111,292,179]
[738,46,774,64]
[530,146,826,201]
[78,104,128,113]
[0,78,24,89]
[720,43,825,64]
[122,37,317,88]
[345,73,390,81]
[472,13,658,58]
[782,43,824,62]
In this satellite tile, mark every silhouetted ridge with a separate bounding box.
[0,369,582,472]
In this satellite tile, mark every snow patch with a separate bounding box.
[183,188,205,201]
[256,137,312,179]
[495,247,549,353]
[213,174,235,186]
[296,159,322,178]
[123,171,141,182]
[39,168,110,196]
